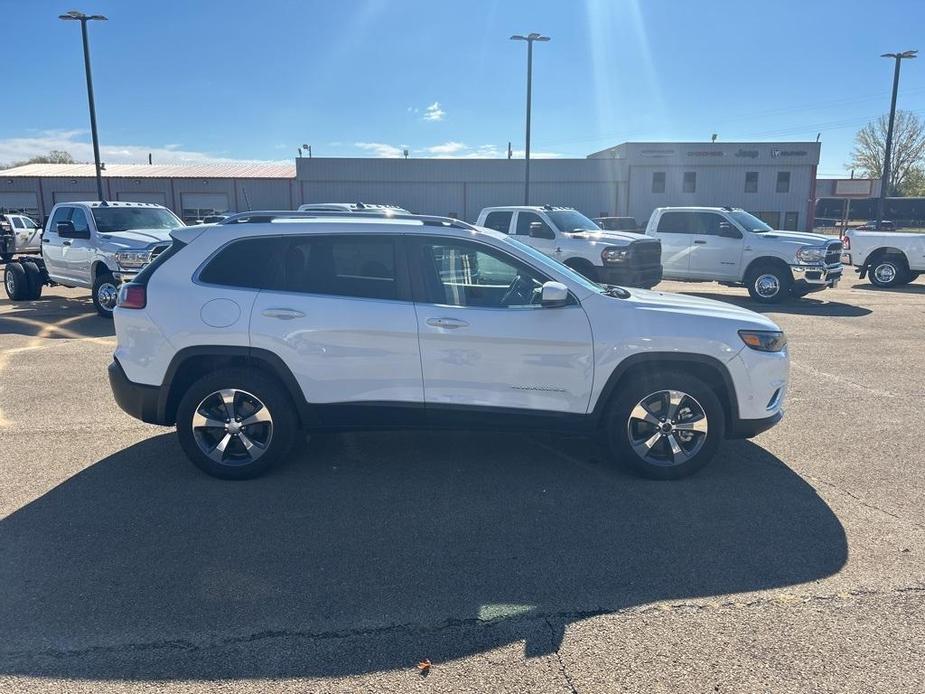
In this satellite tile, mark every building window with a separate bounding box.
[745,172,758,193]
[784,211,799,229]
[756,211,781,228]
[651,171,666,194]
[682,171,696,193]
[776,171,791,193]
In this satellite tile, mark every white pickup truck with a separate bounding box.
[3,201,184,317]
[476,205,662,288]
[0,213,43,261]
[645,207,843,303]
[841,228,925,288]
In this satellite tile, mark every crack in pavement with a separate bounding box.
[544,616,579,694]
[4,585,924,665]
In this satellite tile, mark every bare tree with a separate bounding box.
[849,110,925,195]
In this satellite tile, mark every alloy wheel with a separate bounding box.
[191,388,274,466]
[626,389,709,467]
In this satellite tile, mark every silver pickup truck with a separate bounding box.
[0,213,43,261]
[3,201,184,317]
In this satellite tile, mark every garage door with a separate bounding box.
[53,191,97,204]
[116,191,167,205]
[0,192,39,219]
[181,193,230,224]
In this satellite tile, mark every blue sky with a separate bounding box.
[2,0,924,175]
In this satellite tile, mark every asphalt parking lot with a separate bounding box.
[1,277,924,693]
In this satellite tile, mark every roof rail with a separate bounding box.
[218,209,477,230]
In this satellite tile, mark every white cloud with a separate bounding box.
[0,129,286,166]
[353,141,407,158]
[424,141,468,155]
[423,102,445,122]
[511,149,563,159]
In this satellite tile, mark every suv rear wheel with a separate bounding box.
[605,371,724,480]
[176,368,298,479]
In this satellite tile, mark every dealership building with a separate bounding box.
[0,140,820,229]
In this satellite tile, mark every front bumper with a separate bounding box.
[108,358,164,425]
[599,264,663,288]
[728,411,783,439]
[791,262,842,288]
[111,270,139,283]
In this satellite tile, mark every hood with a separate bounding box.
[625,287,781,330]
[97,228,173,249]
[561,229,653,244]
[756,230,834,246]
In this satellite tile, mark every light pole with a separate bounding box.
[59,10,107,201]
[510,33,549,205]
[876,49,917,229]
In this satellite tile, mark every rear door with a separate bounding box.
[249,233,424,409]
[651,211,693,277]
[688,212,745,280]
[408,235,594,414]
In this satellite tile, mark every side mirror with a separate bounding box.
[718,221,742,239]
[529,221,555,240]
[57,221,91,239]
[541,281,569,307]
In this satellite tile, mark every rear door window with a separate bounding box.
[11,217,24,229]
[656,211,693,234]
[198,237,289,290]
[482,211,513,233]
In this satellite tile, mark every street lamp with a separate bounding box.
[510,32,550,205]
[876,49,917,229]
[59,10,108,201]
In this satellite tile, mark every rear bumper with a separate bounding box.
[728,410,783,439]
[108,358,165,425]
[599,264,663,288]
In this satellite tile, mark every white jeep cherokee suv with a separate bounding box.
[109,211,789,481]
[476,206,662,289]
[646,207,843,303]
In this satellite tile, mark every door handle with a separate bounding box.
[693,240,707,245]
[62,240,72,246]
[426,317,469,329]
[262,308,305,320]
[42,238,50,243]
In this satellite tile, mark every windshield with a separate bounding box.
[501,235,606,295]
[546,210,601,233]
[727,210,773,233]
[91,207,183,233]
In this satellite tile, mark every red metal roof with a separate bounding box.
[0,163,296,178]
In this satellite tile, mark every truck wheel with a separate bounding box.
[605,371,724,480]
[745,263,792,303]
[4,263,30,301]
[565,259,599,283]
[868,256,908,288]
[20,261,43,300]
[92,272,119,318]
[176,368,297,480]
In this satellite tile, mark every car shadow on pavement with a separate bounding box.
[679,291,872,317]
[851,281,925,294]
[0,296,113,339]
[0,431,847,680]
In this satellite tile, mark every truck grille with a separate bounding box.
[825,241,843,266]
[630,240,662,267]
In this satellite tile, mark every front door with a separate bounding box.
[249,233,424,408]
[688,212,745,281]
[41,206,72,281]
[63,207,94,286]
[409,236,594,414]
[513,211,560,261]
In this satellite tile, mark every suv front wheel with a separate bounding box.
[176,368,298,479]
[605,371,724,480]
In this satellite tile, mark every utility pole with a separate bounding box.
[510,33,550,205]
[877,50,917,229]
[59,11,108,201]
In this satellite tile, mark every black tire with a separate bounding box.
[868,255,909,288]
[176,368,298,480]
[3,263,30,301]
[745,262,792,303]
[92,271,119,318]
[604,371,725,480]
[565,259,599,283]
[20,260,43,300]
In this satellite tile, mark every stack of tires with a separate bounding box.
[4,261,44,301]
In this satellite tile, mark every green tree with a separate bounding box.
[849,110,925,195]
[12,150,77,166]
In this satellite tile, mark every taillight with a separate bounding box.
[117,283,146,309]
[842,235,851,250]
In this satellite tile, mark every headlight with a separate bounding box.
[115,250,151,269]
[739,330,788,352]
[796,246,826,263]
[601,247,630,264]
